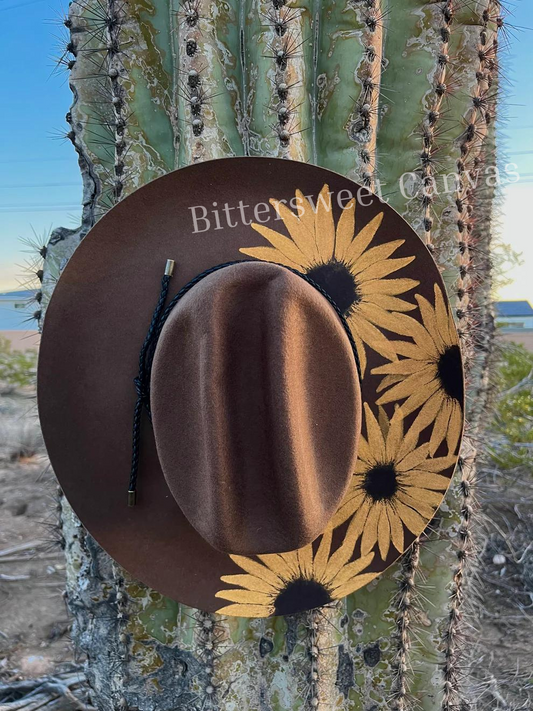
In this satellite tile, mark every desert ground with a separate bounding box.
[0,392,90,709]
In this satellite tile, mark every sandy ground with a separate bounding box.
[476,467,533,709]
[0,393,72,682]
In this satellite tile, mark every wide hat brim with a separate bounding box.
[38,158,464,617]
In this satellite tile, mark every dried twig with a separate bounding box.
[0,542,42,559]
[0,670,93,711]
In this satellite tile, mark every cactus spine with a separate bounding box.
[40,0,502,708]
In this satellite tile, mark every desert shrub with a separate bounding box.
[0,336,38,390]
[489,341,533,470]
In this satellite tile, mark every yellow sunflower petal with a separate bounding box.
[334,198,356,261]
[375,372,433,406]
[359,277,419,296]
[429,398,452,456]
[332,490,369,528]
[407,455,457,475]
[430,452,459,469]
[355,256,415,283]
[314,527,333,582]
[360,502,380,555]
[358,303,418,336]
[411,390,446,436]
[216,603,272,618]
[344,212,384,263]
[385,408,404,461]
[350,240,406,274]
[388,507,405,552]
[377,405,389,440]
[295,190,316,234]
[278,551,301,578]
[329,499,371,568]
[356,435,375,466]
[329,552,376,589]
[314,184,335,261]
[397,419,423,462]
[219,574,278,594]
[396,491,435,519]
[239,246,301,269]
[297,544,314,579]
[340,488,367,513]
[434,284,455,340]
[415,293,447,353]
[333,573,378,598]
[404,486,445,507]
[214,589,273,606]
[377,505,391,560]
[257,553,296,581]
[355,459,370,474]
[390,378,440,415]
[395,501,427,536]
[400,471,451,489]
[333,500,360,529]
[388,314,441,357]
[367,294,417,312]
[395,443,431,472]
[363,403,387,459]
[354,317,399,362]
[249,223,308,266]
[446,402,464,455]
[373,359,428,377]
[270,199,317,263]
[229,555,283,587]
[387,340,433,360]
[376,373,404,393]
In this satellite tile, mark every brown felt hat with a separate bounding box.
[38,158,465,617]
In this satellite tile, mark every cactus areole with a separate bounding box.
[38,158,464,617]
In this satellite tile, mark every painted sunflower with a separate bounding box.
[239,184,420,373]
[215,522,377,617]
[372,283,464,456]
[333,404,457,561]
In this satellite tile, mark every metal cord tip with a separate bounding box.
[165,259,175,277]
[128,490,137,507]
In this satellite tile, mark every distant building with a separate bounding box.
[0,290,36,330]
[495,301,533,330]
[495,300,533,352]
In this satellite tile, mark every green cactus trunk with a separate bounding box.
[39,0,502,708]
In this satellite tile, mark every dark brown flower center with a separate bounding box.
[306,260,361,317]
[274,578,332,616]
[436,345,463,403]
[363,463,398,501]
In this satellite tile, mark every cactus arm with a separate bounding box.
[173,0,245,165]
[243,0,314,160]
[315,0,384,188]
[123,0,176,176]
[67,0,116,219]
[374,0,441,217]
[381,7,501,711]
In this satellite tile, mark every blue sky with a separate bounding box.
[0,1,532,300]
[0,0,82,293]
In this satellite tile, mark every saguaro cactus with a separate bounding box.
[37,0,502,708]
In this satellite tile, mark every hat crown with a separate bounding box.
[151,261,362,555]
